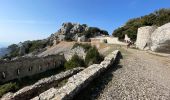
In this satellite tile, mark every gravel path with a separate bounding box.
[97,49,170,100]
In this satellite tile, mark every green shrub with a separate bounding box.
[85,47,104,66]
[0,82,19,97]
[64,54,85,70]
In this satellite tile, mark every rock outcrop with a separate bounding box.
[51,22,108,42]
[136,22,170,53]
[136,26,157,50]
[151,23,170,53]
[64,46,86,61]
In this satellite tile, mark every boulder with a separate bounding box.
[136,26,157,50]
[151,23,170,53]
[64,46,86,61]
[58,22,73,34]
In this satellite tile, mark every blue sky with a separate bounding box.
[0,0,170,46]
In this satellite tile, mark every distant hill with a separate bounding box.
[112,8,170,41]
[0,47,9,57]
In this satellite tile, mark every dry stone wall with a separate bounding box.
[0,54,66,83]
[1,67,84,100]
[31,50,121,100]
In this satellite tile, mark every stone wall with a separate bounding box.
[91,36,126,45]
[136,26,157,50]
[1,67,84,100]
[31,50,121,100]
[0,54,66,83]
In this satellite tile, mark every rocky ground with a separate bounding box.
[74,47,170,100]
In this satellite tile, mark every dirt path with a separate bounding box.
[97,48,170,100]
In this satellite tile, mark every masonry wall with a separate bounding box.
[31,50,121,100]
[0,54,66,83]
[91,37,126,45]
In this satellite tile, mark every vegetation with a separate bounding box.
[0,82,19,97]
[85,47,104,66]
[67,43,104,68]
[64,54,85,70]
[113,8,170,41]
[3,40,49,59]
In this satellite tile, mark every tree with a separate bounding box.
[112,8,170,41]
[85,47,104,66]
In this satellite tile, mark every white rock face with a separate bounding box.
[136,26,157,50]
[151,23,170,53]
[64,46,86,61]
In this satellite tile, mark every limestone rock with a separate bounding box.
[151,23,170,53]
[136,26,157,50]
[64,46,86,61]
[58,22,74,34]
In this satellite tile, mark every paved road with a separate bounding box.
[97,49,170,100]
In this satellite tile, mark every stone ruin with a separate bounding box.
[31,50,121,100]
[1,50,122,100]
[136,22,170,53]
[136,26,157,50]
[0,54,66,83]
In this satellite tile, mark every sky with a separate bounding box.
[0,0,170,47]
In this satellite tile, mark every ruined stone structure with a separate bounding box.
[124,34,131,43]
[0,54,66,83]
[1,67,84,100]
[31,50,121,100]
[151,23,170,53]
[90,36,126,45]
[136,22,170,53]
[136,26,157,50]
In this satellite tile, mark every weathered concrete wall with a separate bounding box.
[136,26,157,50]
[31,50,121,100]
[91,36,126,45]
[1,67,84,100]
[0,54,66,83]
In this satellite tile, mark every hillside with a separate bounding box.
[2,22,108,59]
[112,8,170,41]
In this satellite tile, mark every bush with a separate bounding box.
[85,47,104,66]
[64,54,85,70]
[0,82,19,97]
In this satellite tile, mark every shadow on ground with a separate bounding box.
[72,61,123,100]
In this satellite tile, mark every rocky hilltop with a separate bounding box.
[49,22,108,43]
